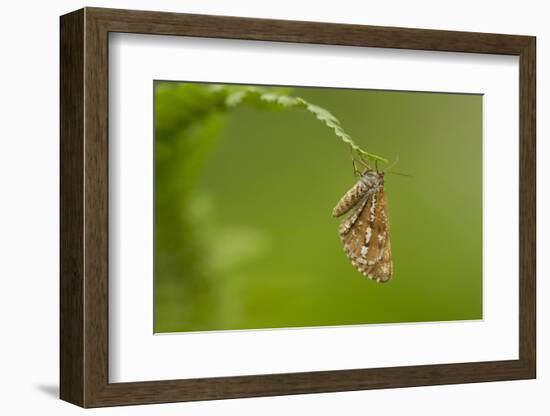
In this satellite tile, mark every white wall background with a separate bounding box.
[0,0,545,414]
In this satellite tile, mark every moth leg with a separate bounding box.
[356,154,372,173]
[352,159,362,176]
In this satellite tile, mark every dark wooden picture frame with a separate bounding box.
[60,7,536,408]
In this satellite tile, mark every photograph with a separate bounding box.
[54,5,537,410]
[154,81,483,333]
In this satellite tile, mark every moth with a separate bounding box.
[332,170,393,282]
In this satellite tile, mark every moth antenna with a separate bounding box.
[387,171,413,177]
[382,155,412,177]
[383,155,400,173]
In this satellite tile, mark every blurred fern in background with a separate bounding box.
[154,82,379,331]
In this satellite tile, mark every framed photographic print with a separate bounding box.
[60,7,536,408]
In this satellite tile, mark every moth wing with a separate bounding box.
[332,179,369,217]
[338,194,369,237]
[365,191,392,282]
[340,188,393,282]
[369,234,392,282]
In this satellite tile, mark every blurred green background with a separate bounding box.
[154,81,482,333]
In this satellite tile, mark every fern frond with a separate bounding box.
[223,86,387,165]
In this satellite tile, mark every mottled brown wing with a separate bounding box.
[339,188,392,282]
[332,178,369,217]
[337,194,369,237]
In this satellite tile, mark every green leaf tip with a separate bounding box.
[188,84,388,167]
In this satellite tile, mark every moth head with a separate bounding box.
[360,170,384,186]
